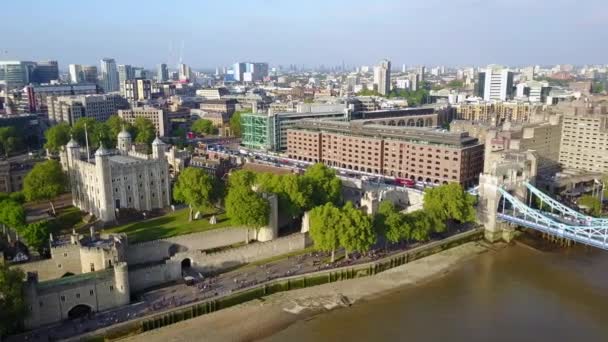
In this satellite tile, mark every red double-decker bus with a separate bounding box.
[395,178,415,187]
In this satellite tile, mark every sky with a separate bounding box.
[1,0,607,70]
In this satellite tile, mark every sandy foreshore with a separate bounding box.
[124,241,490,342]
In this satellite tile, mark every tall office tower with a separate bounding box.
[0,61,36,89]
[373,59,391,96]
[31,61,59,84]
[100,58,119,92]
[417,66,426,82]
[118,65,134,92]
[232,62,246,82]
[69,64,83,83]
[157,63,168,82]
[402,64,407,73]
[178,63,191,81]
[82,66,98,84]
[477,65,514,101]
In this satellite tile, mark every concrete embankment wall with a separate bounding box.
[126,228,254,265]
[70,228,483,342]
[172,233,311,273]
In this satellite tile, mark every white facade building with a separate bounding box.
[479,65,514,101]
[60,130,171,222]
[373,59,391,96]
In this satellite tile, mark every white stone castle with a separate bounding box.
[60,127,171,222]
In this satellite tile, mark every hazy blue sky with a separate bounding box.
[2,0,607,69]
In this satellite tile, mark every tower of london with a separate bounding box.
[60,127,171,222]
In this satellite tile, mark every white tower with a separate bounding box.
[95,143,114,222]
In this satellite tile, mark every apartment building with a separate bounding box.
[559,112,608,173]
[287,120,484,187]
[453,101,542,124]
[47,94,125,124]
[118,107,167,137]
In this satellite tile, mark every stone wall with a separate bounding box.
[13,243,83,281]
[128,261,181,293]
[172,233,311,274]
[126,228,254,266]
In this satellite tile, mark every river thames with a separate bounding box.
[263,243,608,342]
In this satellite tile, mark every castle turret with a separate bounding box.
[152,135,166,159]
[23,273,40,329]
[113,262,130,306]
[66,136,80,168]
[95,143,114,222]
[117,126,132,154]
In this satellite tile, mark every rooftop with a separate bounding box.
[292,119,480,147]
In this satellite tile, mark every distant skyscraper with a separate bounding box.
[0,61,36,89]
[157,63,168,82]
[478,65,514,101]
[373,59,391,96]
[31,61,59,84]
[82,66,98,84]
[100,58,119,92]
[118,65,134,93]
[402,64,406,73]
[232,62,246,82]
[417,66,426,82]
[69,64,83,83]
[178,63,191,81]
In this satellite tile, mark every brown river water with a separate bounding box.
[263,243,608,342]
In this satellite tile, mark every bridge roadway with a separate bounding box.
[496,183,608,250]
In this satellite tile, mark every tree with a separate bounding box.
[338,202,376,259]
[0,199,26,230]
[173,167,215,221]
[591,82,605,94]
[303,163,342,207]
[256,172,312,217]
[356,88,381,97]
[225,185,270,229]
[579,195,601,217]
[0,263,27,338]
[191,119,218,135]
[0,126,21,157]
[309,203,343,262]
[20,220,51,255]
[230,109,251,137]
[44,123,71,153]
[72,117,98,148]
[23,160,67,215]
[406,210,433,242]
[133,117,156,146]
[423,183,476,231]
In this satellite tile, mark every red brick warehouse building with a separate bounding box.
[287,120,484,187]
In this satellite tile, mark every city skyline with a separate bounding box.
[2,0,608,68]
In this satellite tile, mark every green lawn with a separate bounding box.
[102,208,232,243]
[48,206,89,235]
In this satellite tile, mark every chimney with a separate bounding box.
[90,226,96,241]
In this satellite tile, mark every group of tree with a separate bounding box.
[0,263,27,338]
[309,202,376,262]
[222,163,342,234]
[0,126,23,157]
[591,82,605,94]
[191,119,219,135]
[44,115,156,153]
[230,108,252,137]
